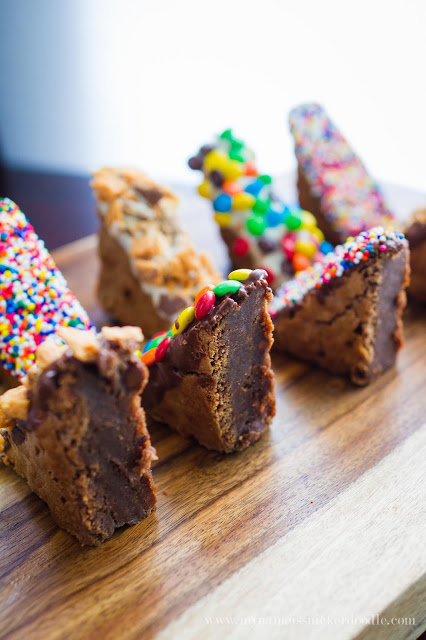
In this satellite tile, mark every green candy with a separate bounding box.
[285,212,302,230]
[219,129,233,141]
[252,198,270,215]
[259,174,272,184]
[166,329,173,337]
[231,139,244,151]
[229,149,245,163]
[246,215,267,236]
[148,335,167,350]
[213,280,242,297]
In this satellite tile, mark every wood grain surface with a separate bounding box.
[0,180,426,640]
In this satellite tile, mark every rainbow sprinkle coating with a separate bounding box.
[289,103,394,238]
[141,269,255,366]
[0,198,92,379]
[188,129,330,287]
[270,227,407,314]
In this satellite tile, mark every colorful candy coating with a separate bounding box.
[194,284,215,307]
[213,193,232,213]
[228,269,252,281]
[214,213,232,228]
[189,129,329,284]
[0,198,92,380]
[213,280,242,297]
[172,306,195,336]
[195,290,216,320]
[141,348,156,366]
[233,236,250,257]
[154,336,171,363]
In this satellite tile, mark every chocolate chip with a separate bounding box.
[188,155,202,170]
[258,238,277,254]
[210,170,224,187]
[200,144,214,156]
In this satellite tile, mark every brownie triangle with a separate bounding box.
[271,228,409,385]
[142,269,275,452]
[0,326,157,546]
[404,208,426,302]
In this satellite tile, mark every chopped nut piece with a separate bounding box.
[101,326,144,346]
[36,340,68,371]
[0,385,29,421]
[57,327,100,362]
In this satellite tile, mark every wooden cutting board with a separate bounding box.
[0,179,425,640]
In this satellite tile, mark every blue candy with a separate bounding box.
[244,180,264,197]
[320,241,334,255]
[266,208,284,227]
[213,193,232,213]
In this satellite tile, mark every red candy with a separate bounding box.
[260,266,275,285]
[281,233,296,260]
[155,336,171,363]
[195,290,215,320]
[233,236,250,257]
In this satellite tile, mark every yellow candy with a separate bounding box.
[222,160,243,181]
[228,269,252,281]
[197,179,212,199]
[203,150,228,173]
[300,210,317,230]
[294,240,317,259]
[214,213,232,228]
[172,306,195,336]
[233,192,256,210]
[311,227,325,243]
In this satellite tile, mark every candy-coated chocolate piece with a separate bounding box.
[292,253,311,272]
[294,239,317,259]
[172,306,195,336]
[233,192,256,210]
[197,180,212,199]
[213,193,232,213]
[195,290,216,320]
[245,180,264,197]
[232,236,250,257]
[194,284,215,307]
[141,348,156,366]
[246,215,266,236]
[252,199,270,215]
[214,213,232,228]
[213,280,242,297]
[266,208,284,227]
[154,336,171,363]
[228,269,252,281]
[223,181,241,196]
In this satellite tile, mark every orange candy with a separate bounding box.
[141,348,156,366]
[244,161,258,176]
[223,181,242,196]
[292,253,311,273]
[194,284,215,307]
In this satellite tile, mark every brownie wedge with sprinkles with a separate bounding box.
[289,103,394,245]
[270,228,409,385]
[141,269,275,453]
[404,208,426,302]
[0,199,156,545]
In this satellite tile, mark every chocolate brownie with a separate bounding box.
[289,103,394,245]
[270,228,409,385]
[188,129,330,290]
[91,167,221,336]
[0,326,157,546]
[141,269,275,452]
[404,208,426,302]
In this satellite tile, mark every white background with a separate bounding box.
[1,0,425,190]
